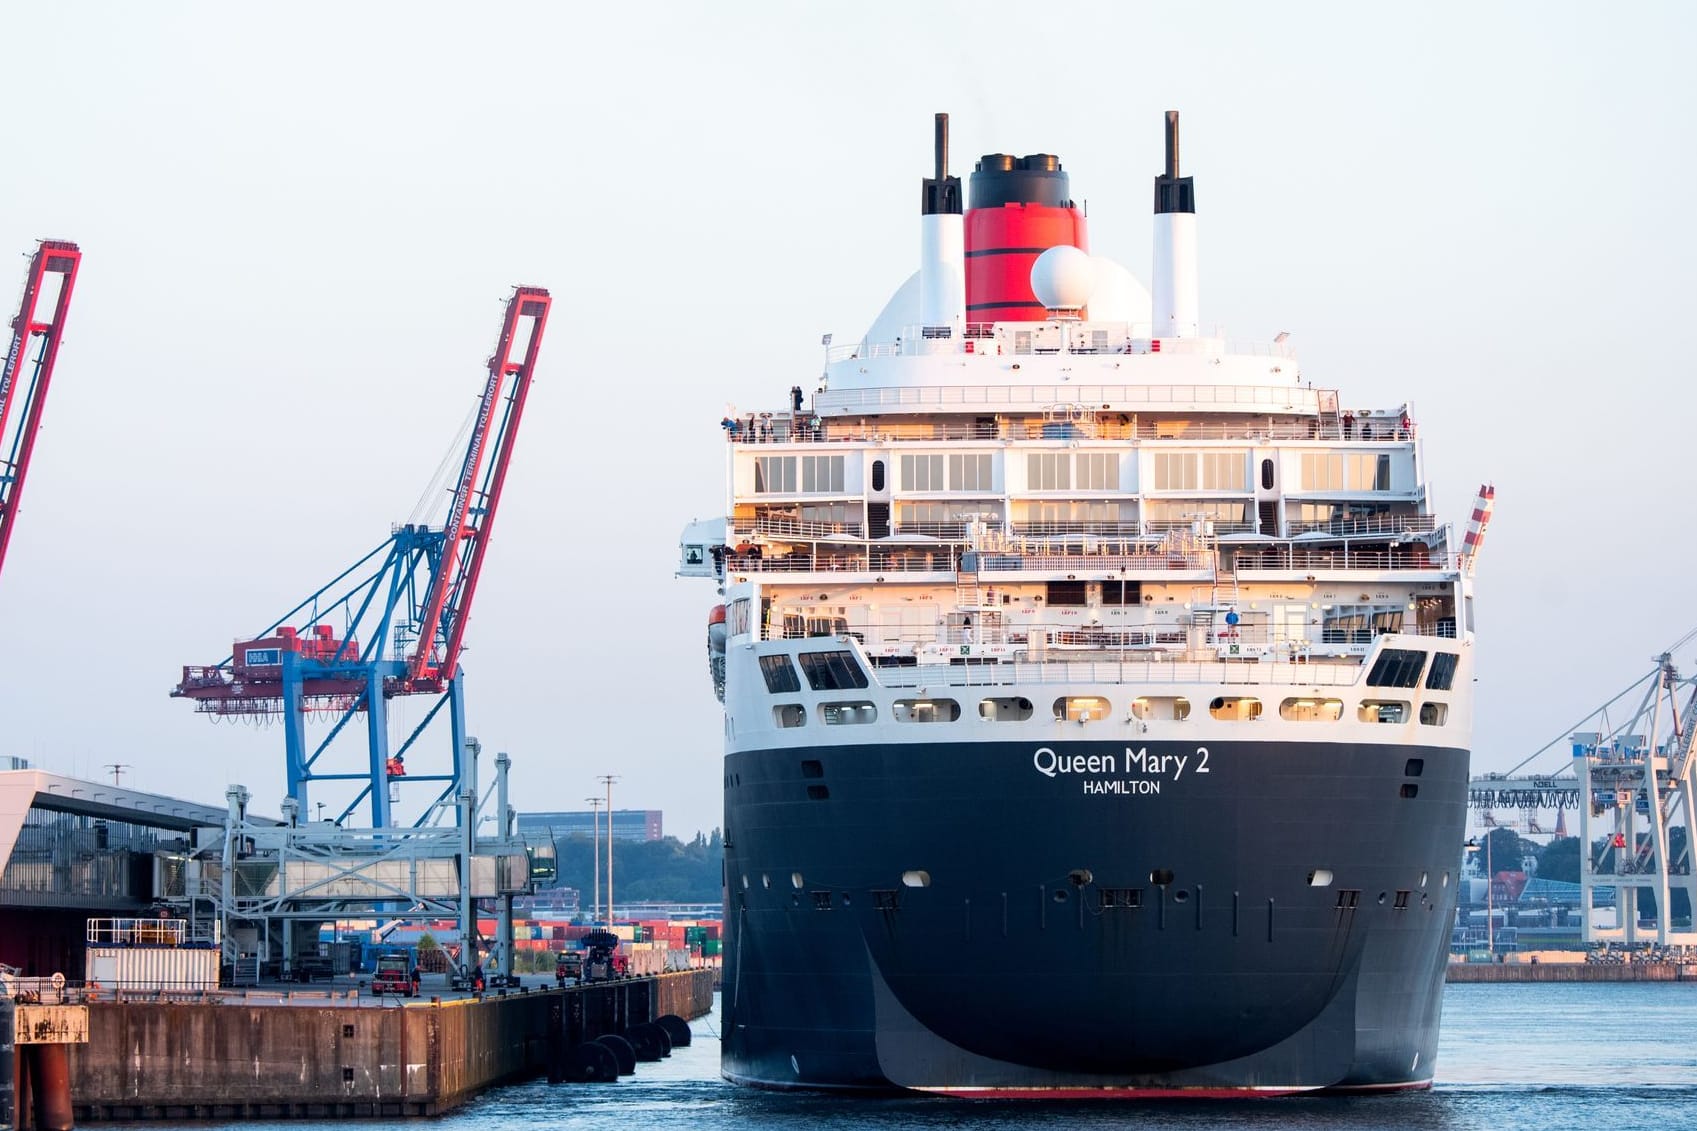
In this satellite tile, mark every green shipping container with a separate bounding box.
[703,939,723,956]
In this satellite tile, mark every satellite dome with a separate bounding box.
[1030,245,1095,312]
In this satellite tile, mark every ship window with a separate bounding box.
[1027,451,1072,491]
[1261,458,1275,490]
[1045,580,1088,606]
[1075,452,1119,491]
[791,872,804,889]
[1366,648,1426,688]
[1308,869,1334,887]
[1359,700,1410,724]
[1279,697,1343,721]
[894,699,960,723]
[798,650,869,690]
[1208,696,1263,721]
[979,696,1034,721]
[950,453,994,491]
[1153,452,1198,490]
[819,702,876,725]
[772,704,806,729]
[900,453,945,491]
[1201,451,1248,490]
[1130,696,1191,721]
[1425,652,1459,690]
[754,455,797,493]
[1419,703,1448,726]
[1054,696,1109,722]
[1101,580,1140,605]
[871,460,886,491]
[759,655,801,693]
[901,870,931,888]
[801,455,845,493]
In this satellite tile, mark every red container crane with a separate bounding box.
[0,240,81,584]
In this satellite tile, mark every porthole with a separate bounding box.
[791,872,804,889]
[979,696,1034,721]
[1358,700,1409,724]
[1209,696,1263,721]
[1054,695,1110,722]
[900,870,931,888]
[1131,696,1191,721]
[1308,869,1334,887]
[894,698,961,723]
[820,701,877,725]
[1279,697,1343,721]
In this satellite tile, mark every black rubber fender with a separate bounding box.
[593,1032,637,1075]
[562,1041,620,1083]
[655,1013,692,1048]
[625,1022,671,1061]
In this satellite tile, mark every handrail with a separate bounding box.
[724,546,1453,576]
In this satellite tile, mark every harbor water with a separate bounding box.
[104,983,1696,1130]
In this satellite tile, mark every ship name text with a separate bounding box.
[1032,746,1211,791]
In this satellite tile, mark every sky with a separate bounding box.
[2,1,1694,839]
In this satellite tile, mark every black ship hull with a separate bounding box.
[720,736,1468,1095]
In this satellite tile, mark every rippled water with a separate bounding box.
[115,983,1697,1130]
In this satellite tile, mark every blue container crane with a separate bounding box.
[173,287,552,827]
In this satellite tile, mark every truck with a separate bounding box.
[579,930,625,983]
[554,948,583,985]
[371,951,415,997]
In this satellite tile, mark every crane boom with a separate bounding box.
[0,240,81,583]
[405,285,551,689]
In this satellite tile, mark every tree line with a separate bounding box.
[545,829,723,905]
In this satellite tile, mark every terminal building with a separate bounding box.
[517,809,662,843]
[0,765,236,978]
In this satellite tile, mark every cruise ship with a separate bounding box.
[677,111,1486,1096]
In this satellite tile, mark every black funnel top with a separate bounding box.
[922,112,962,215]
[1154,110,1195,214]
[970,153,1072,210]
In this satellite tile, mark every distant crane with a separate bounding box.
[0,240,82,585]
[172,286,552,827]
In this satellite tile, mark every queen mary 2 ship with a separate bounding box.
[677,111,1490,1097]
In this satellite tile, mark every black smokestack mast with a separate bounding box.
[1154,109,1195,214]
[921,112,962,216]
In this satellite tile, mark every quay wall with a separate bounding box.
[71,969,715,1121]
[1447,962,1697,983]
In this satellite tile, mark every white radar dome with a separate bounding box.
[1030,245,1095,311]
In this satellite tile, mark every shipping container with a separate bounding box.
[86,947,220,992]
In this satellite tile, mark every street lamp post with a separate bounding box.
[1467,835,1495,959]
[1486,835,1494,958]
[599,774,620,926]
[585,798,602,927]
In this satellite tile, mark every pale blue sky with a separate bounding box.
[2,2,1694,837]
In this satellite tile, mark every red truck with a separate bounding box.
[371,952,415,997]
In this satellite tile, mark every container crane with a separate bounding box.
[1,240,82,585]
[173,286,552,827]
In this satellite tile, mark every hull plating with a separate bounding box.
[720,737,1467,1093]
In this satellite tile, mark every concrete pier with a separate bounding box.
[69,970,714,1121]
[1447,961,1697,983]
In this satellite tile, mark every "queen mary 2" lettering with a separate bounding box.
[1032,746,1211,782]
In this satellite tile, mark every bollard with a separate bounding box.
[31,1043,72,1131]
[15,1048,33,1131]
